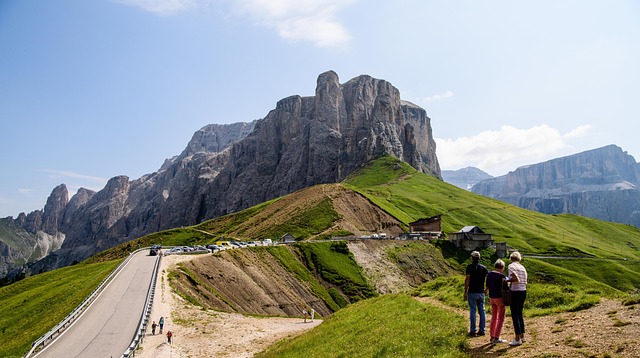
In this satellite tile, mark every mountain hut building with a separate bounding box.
[449,226,494,251]
[407,215,443,239]
[281,233,296,243]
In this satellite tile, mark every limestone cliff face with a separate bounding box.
[471,145,640,227]
[3,71,441,278]
[0,185,71,278]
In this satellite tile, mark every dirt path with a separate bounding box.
[135,255,322,357]
[417,296,640,357]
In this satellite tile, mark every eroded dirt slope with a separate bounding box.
[171,248,333,318]
[348,239,460,294]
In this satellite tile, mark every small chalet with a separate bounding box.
[408,215,443,238]
[449,226,494,251]
[281,233,296,244]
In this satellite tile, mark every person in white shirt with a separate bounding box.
[506,251,528,346]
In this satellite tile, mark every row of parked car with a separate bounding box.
[149,239,275,256]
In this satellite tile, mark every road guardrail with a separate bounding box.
[24,248,151,358]
[121,252,161,357]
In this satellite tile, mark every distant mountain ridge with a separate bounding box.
[471,145,640,227]
[1,71,441,279]
[441,167,493,190]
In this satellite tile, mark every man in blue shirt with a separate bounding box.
[464,251,488,336]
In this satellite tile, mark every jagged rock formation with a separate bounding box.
[1,71,441,279]
[442,167,493,190]
[471,145,640,227]
[0,184,75,279]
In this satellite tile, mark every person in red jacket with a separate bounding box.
[485,259,507,344]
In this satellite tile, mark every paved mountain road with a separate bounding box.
[34,251,158,358]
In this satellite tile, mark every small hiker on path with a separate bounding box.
[167,330,173,345]
[151,321,157,335]
[159,316,165,334]
[303,308,310,323]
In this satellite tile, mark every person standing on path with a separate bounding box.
[151,321,157,335]
[159,317,164,334]
[302,308,309,323]
[485,259,507,344]
[464,251,489,337]
[506,251,528,346]
[167,330,173,345]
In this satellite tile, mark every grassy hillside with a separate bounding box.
[91,156,640,297]
[86,156,640,297]
[0,259,121,358]
[344,157,640,261]
[345,158,640,291]
[5,155,640,357]
[257,294,467,358]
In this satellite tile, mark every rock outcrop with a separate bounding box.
[442,167,494,190]
[1,71,441,279]
[471,145,640,227]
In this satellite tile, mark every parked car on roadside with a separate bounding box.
[149,244,162,256]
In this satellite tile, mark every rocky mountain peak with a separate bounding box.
[4,71,442,278]
[42,184,68,235]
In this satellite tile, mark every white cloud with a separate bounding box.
[436,124,592,176]
[114,0,354,47]
[114,0,196,15]
[229,0,354,47]
[41,170,109,185]
[17,188,35,195]
[424,90,454,103]
[563,124,592,139]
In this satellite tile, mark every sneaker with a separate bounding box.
[509,339,522,346]
[477,331,485,336]
[521,337,526,343]
[467,332,476,337]
[495,339,507,344]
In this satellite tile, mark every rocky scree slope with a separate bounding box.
[3,71,440,279]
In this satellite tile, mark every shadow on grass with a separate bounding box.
[466,340,512,358]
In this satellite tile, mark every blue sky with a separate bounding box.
[1,0,639,217]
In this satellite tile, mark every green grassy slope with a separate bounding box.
[257,294,468,358]
[344,157,640,262]
[0,259,121,358]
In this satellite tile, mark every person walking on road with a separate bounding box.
[167,330,173,345]
[506,251,528,346]
[159,317,164,334]
[485,259,507,344]
[464,251,489,337]
[151,321,157,335]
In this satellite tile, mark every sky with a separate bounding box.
[1,0,639,217]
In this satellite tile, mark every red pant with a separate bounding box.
[490,297,506,339]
